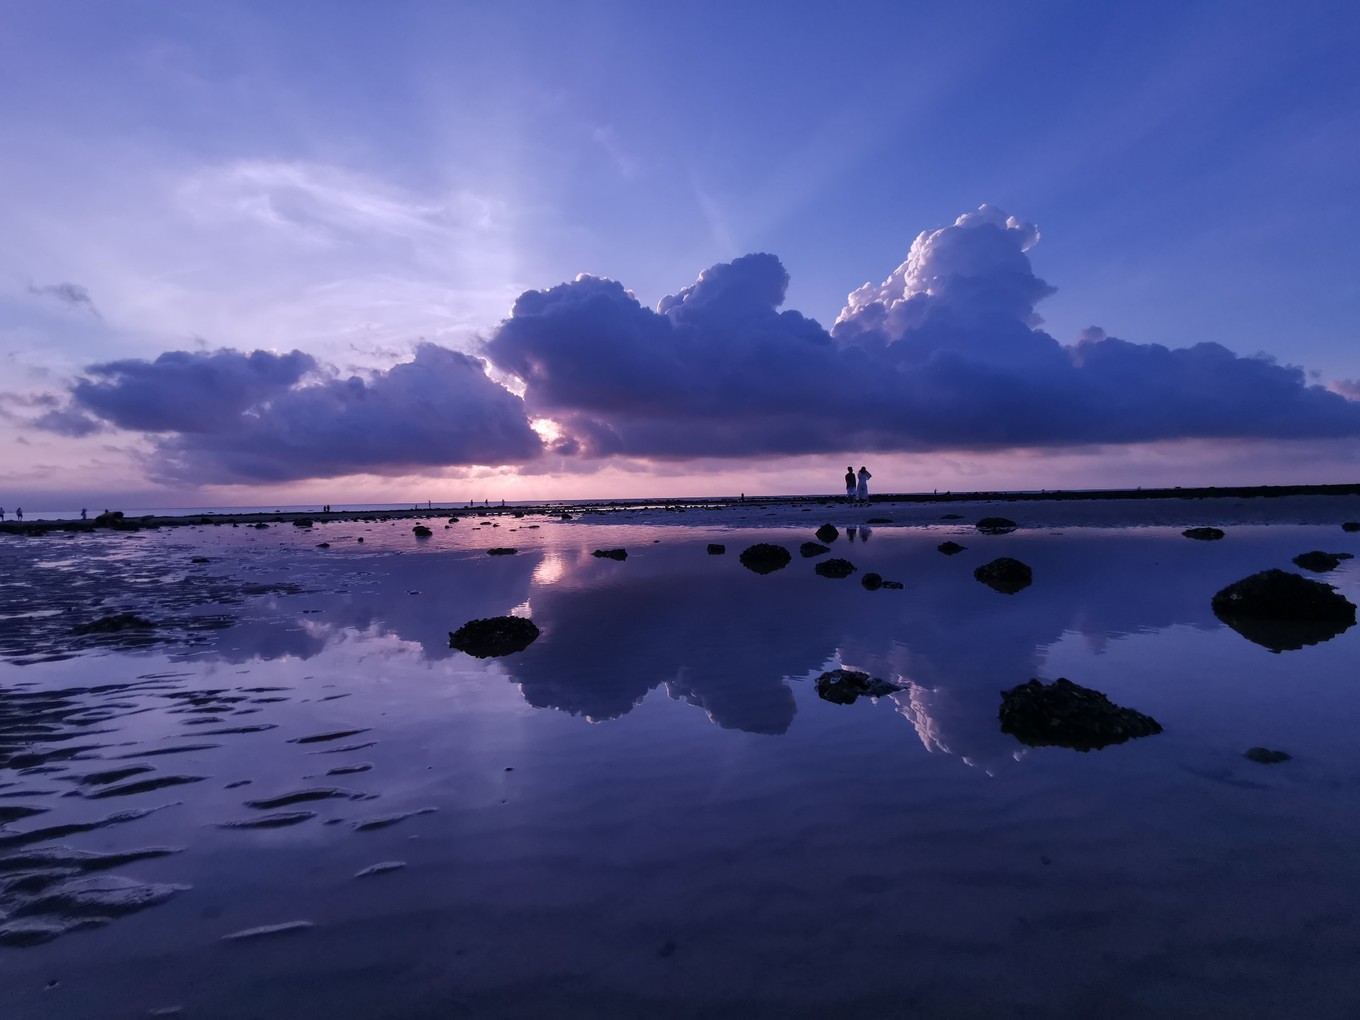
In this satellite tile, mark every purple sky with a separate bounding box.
[3,2,1358,508]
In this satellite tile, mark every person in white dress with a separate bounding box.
[855,466,871,503]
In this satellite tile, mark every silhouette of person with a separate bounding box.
[0,507,5,521]
[844,467,855,503]
[81,508,88,520]
[16,508,22,521]
[855,466,871,504]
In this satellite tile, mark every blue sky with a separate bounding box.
[2,0,1358,507]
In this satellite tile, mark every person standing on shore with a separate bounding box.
[844,467,855,503]
[16,508,22,521]
[0,507,5,521]
[855,466,871,504]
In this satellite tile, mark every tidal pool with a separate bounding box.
[2,513,1359,1018]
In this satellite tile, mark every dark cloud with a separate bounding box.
[28,281,101,318]
[31,407,103,437]
[484,204,1360,456]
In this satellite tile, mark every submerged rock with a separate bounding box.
[999,677,1162,751]
[449,616,540,657]
[974,557,1032,594]
[72,613,153,635]
[937,541,966,555]
[707,544,726,555]
[486,547,517,556]
[1291,550,1353,573]
[814,524,839,544]
[861,572,883,590]
[1244,747,1292,764]
[800,542,830,558]
[1183,526,1225,541]
[1342,521,1360,532]
[1211,569,1356,652]
[814,669,902,705]
[739,543,792,574]
[814,558,856,579]
[976,517,1017,534]
[592,548,628,561]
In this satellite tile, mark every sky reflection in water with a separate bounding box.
[2,517,1359,1018]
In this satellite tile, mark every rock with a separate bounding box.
[974,557,1033,594]
[449,616,540,657]
[1183,526,1225,540]
[1291,550,1353,573]
[867,517,892,524]
[293,518,314,528]
[814,669,902,705]
[1343,521,1360,532]
[92,511,125,527]
[1211,569,1356,651]
[592,548,628,560]
[191,556,210,564]
[800,542,830,558]
[739,543,792,574]
[559,512,572,520]
[447,517,460,524]
[976,517,1017,534]
[879,580,904,589]
[316,542,330,548]
[937,541,966,555]
[412,526,433,537]
[814,558,856,578]
[72,613,153,635]
[253,522,269,529]
[814,524,839,543]
[861,572,883,590]
[486,547,518,556]
[1244,747,1292,764]
[999,677,1162,751]
[940,513,963,520]
[707,544,726,555]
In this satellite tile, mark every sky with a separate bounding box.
[2,0,1358,509]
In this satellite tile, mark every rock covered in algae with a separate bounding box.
[592,548,627,560]
[1291,550,1353,573]
[800,542,830,558]
[814,523,839,544]
[974,557,1032,593]
[937,541,966,555]
[1210,569,1356,652]
[412,525,433,537]
[814,669,902,705]
[999,677,1162,751]
[814,558,856,579]
[739,543,791,574]
[449,616,540,657]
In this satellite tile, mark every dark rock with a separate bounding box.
[592,548,628,561]
[974,557,1033,593]
[412,526,433,537]
[999,677,1162,751]
[861,572,883,590]
[486,547,518,556]
[937,541,966,555]
[253,522,269,529]
[707,544,726,555]
[814,524,839,543]
[316,542,330,549]
[72,613,153,635]
[1183,526,1225,541]
[940,513,963,520]
[814,669,902,705]
[814,558,856,579]
[292,519,313,528]
[800,542,830,558]
[1244,747,1292,764]
[92,511,125,527]
[739,543,792,574]
[449,616,540,657]
[1343,521,1360,532]
[867,518,892,525]
[559,513,572,520]
[1292,550,1353,573]
[1211,569,1356,651]
[447,517,460,524]
[191,556,210,564]
[976,517,1017,534]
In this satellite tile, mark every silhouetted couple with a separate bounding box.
[844,466,871,504]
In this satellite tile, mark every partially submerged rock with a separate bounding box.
[72,613,153,635]
[1342,521,1360,532]
[999,677,1162,751]
[707,544,726,555]
[814,524,839,544]
[486,547,518,556]
[814,558,856,579]
[976,517,1017,535]
[861,572,882,590]
[92,511,125,528]
[1244,747,1292,764]
[412,525,433,537]
[293,519,314,528]
[800,542,830,558]
[449,616,540,657]
[1211,569,1356,652]
[592,548,627,561]
[1291,550,1353,573]
[1183,526,1225,541]
[739,543,792,574]
[937,541,966,555]
[974,557,1032,594]
[815,669,902,705]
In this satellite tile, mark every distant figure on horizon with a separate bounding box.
[16,508,22,521]
[855,466,871,504]
[81,508,88,520]
[0,507,4,521]
[845,467,855,503]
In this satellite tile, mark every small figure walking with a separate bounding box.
[81,508,88,520]
[844,467,856,504]
[16,508,22,521]
[855,466,871,504]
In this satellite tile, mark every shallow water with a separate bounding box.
[2,515,1359,1018]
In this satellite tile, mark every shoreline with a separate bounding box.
[2,482,1358,536]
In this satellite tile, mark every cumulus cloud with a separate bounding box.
[27,281,101,318]
[483,204,1360,456]
[48,343,542,484]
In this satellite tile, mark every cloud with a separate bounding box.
[27,281,101,318]
[48,343,542,484]
[483,205,1360,456]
